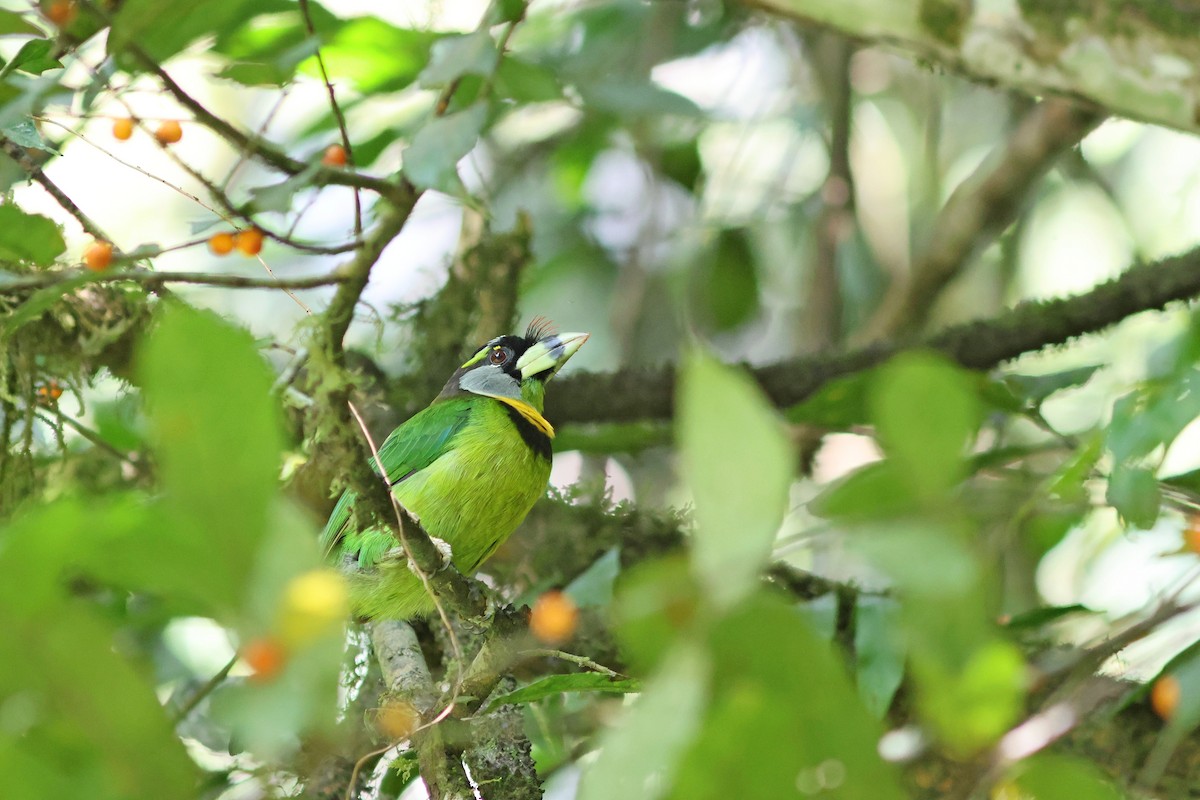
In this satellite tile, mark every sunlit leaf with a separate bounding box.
[678,351,793,607]
[9,39,60,74]
[1013,754,1125,800]
[110,0,269,66]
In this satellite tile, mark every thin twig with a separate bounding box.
[172,654,237,723]
[1,268,347,292]
[522,649,625,678]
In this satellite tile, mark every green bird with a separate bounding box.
[320,321,588,620]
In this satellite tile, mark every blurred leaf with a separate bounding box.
[678,351,793,607]
[1048,434,1102,502]
[577,644,708,800]
[854,524,979,598]
[9,39,60,74]
[488,673,640,711]
[0,10,41,35]
[493,57,562,103]
[669,594,905,800]
[1106,463,1160,529]
[797,594,838,642]
[0,204,64,266]
[565,547,620,609]
[855,597,905,718]
[1109,370,1200,464]
[1004,365,1101,405]
[247,163,319,214]
[689,228,758,331]
[870,352,980,499]
[787,371,872,428]
[579,81,701,117]
[659,139,702,190]
[419,29,498,89]
[1013,754,1125,800]
[110,0,269,66]
[138,304,283,615]
[613,556,700,674]
[917,639,1025,754]
[402,104,488,193]
[212,3,339,86]
[301,17,436,93]
[1022,505,1087,557]
[809,460,917,520]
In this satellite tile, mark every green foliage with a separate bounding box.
[0,205,64,266]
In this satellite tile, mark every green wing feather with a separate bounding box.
[319,397,474,564]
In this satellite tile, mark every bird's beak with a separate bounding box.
[516,331,589,380]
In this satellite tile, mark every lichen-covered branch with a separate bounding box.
[747,0,1200,135]
[548,244,1200,424]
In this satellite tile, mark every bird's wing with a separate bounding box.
[319,398,474,560]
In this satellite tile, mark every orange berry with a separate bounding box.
[321,144,348,167]
[84,240,113,272]
[375,699,420,740]
[36,380,63,405]
[112,117,134,141]
[1185,516,1200,554]
[234,227,264,256]
[208,231,235,255]
[154,119,183,145]
[242,637,287,683]
[1151,674,1181,720]
[529,590,579,645]
[46,0,76,27]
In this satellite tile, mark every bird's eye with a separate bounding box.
[488,347,511,366]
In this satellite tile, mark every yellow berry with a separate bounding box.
[277,568,348,647]
[112,117,134,141]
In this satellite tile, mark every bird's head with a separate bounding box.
[440,320,588,414]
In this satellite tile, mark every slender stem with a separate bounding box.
[172,654,237,724]
[2,268,347,293]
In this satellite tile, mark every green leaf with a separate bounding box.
[493,57,562,103]
[1002,604,1095,630]
[577,644,708,800]
[1013,754,1125,800]
[809,460,918,520]
[669,594,906,800]
[419,29,498,89]
[787,371,873,428]
[1106,463,1160,529]
[916,639,1025,754]
[565,547,620,608]
[689,228,758,331]
[0,204,65,266]
[299,17,436,93]
[110,0,269,66]
[247,163,320,214]
[138,304,284,614]
[678,351,793,607]
[613,556,701,674]
[0,10,41,36]
[1004,364,1101,405]
[402,104,488,193]
[870,352,980,499]
[487,673,640,711]
[577,80,701,117]
[855,597,905,718]
[1,118,53,151]
[211,3,340,86]
[9,39,61,74]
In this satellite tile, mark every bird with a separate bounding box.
[320,320,588,620]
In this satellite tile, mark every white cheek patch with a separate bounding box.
[459,365,521,401]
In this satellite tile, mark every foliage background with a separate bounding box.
[5,0,1200,798]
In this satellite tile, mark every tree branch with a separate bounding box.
[548,244,1200,424]
[863,98,1103,339]
[1,268,348,294]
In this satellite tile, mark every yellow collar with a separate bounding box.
[492,396,555,438]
